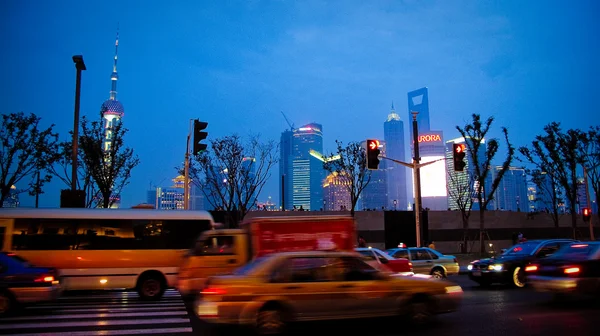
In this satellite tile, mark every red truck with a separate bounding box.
[177,215,356,296]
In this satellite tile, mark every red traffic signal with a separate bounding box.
[366,139,381,170]
[453,143,467,172]
[582,208,591,222]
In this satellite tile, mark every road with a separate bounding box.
[1,277,598,335]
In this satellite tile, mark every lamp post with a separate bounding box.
[411,111,423,247]
[393,199,397,211]
[71,55,86,192]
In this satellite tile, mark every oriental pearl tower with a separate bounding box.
[99,29,124,208]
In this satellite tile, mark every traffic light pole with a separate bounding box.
[584,166,594,240]
[184,119,192,210]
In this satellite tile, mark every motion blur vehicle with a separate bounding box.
[355,247,413,275]
[467,239,576,287]
[0,208,215,300]
[178,215,355,296]
[527,242,600,298]
[195,250,463,335]
[0,252,61,316]
[386,247,459,278]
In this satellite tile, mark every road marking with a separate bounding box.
[1,327,193,336]
[0,318,191,329]
[1,310,187,321]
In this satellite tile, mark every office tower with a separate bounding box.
[445,137,487,210]
[407,87,431,142]
[384,103,408,210]
[487,167,529,212]
[323,172,352,211]
[279,130,293,210]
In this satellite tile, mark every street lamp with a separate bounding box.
[71,55,86,192]
[393,199,397,211]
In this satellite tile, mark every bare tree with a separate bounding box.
[456,114,515,254]
[519,122,583,238]
[190,134,277,227]
[48,139,100,208]
[446,169,475,253]
[528,169,564,230]
[0,112,61,207]
[578,126,600,223]
[79,114,140,208]
[323,140,372,217]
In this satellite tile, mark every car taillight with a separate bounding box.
[525,265,538,272]
[201,287,227,295]
[564,267,580,274]
[35,275,55,283]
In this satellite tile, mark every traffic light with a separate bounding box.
[453,143,467,172]
[582,208,591,222]
[193,120,208,154]
[366,139,381,170]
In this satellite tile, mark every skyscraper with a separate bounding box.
[323,172,351,211]
[279,129,294,210]
[291,123,324,211]
[407,87,431,141]
[487,166,529,212]
[384,103,408,210]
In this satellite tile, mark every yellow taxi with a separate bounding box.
[195,251,463,334]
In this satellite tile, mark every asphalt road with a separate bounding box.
[187,275,600,336]
[1,277,598,336]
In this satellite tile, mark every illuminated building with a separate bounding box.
[360,140,388,210]
[384,103,408,210]
[279,129,294,210]
[487,166,529,212]
[323,172,351,211]
[2,185,19,208]
[412,131,447,210]
[290,123,325,211]
[99,29,124,208]
[147,176,205,210]
[576,177,588,213]
[445,137,487,210]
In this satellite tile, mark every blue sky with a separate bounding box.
[2,0,598,208]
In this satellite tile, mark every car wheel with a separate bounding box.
[137,276,165,300]
[0,290,15,317]
[431,268,445,279]
[512,266,526,288]
[256,307,286,335]
[405,296,432,325]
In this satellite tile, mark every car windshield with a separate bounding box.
[232,256,271,276]
[503,242,540,255]
[550,243,600,260]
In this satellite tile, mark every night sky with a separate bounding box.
[2,0,598,208]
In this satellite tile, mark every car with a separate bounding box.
[526,242,600,298]
[386,247,459,278]
[195,251,463,335]
[467,239,576,288]
[0,252,62,316]
[355,247,413,275]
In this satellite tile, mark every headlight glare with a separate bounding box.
[488,264,503,271]
[467,265,473,270]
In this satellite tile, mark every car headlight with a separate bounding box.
[467,265,473,270]
[488,264,503,271]
[445,285,463,294]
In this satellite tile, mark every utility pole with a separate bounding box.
[411,111,423,247]
[184,119,192,210]
[71,55,86,192]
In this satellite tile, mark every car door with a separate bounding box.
[267,256,343,321]
[409,248,433,274]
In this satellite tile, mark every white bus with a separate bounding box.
[0,208,215,300]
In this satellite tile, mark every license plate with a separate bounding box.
[472,271,481,277]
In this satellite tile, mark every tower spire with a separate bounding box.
[391,101,395,110]
[109,24,119,100]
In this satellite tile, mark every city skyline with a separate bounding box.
[3,0,597,208]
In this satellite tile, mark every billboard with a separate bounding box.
[417,155,448,197]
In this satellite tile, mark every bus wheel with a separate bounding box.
[137,272,166,300]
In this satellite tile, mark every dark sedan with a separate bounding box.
[527,242,600,298]
[467,239,576,287]
[0,252,62,316]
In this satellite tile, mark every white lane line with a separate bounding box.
[28,303,185,309]
[1,327,193,336]
[0,317,190,329]
[25,305,187,313]
[57,294,181,300]
[1,310,187,321]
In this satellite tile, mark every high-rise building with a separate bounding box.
[407,87,431,141]
[99,29,125,209]
[445,137,487,210]
[2,185,19,208]
[576,177,589,213]
[323,172,351,211]
[384,103,408,210]
[280,123,324,211]
[412,131,447,210]
[487,167,529,212]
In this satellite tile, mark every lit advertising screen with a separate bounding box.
[416,155,447,197]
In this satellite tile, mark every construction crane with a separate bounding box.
[280,111,296,131]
